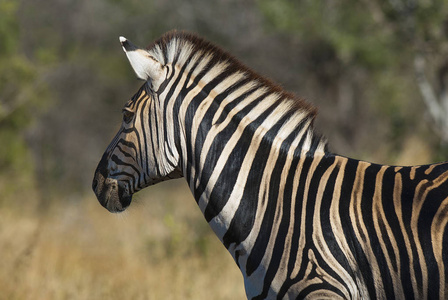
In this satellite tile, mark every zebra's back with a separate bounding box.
[268,154,448,299]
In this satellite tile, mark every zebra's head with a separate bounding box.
[92,37,182,212]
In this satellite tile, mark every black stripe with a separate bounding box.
[361,163,396,298]
[110,154,140,177]
[293,156,336,283]
[192,77,252,180]
[147,102,161,176]
[282,154,313,279]
[275,153,301,299]
[116,139,138,158]
[253,139,301,298]
[121,39,138,52]
[317,161,354,294]
[203,104,277,223]
[297,281,346,299]
[222,111,293,248]
[182,62,223,184]
[161,50,198,161]
[193,95,264,202]
[379,167,401,274]
[443,222,448,295]
[138,96,151,176]
[419,179,448,299]
[337,158,376,294]
[116,144,137,161]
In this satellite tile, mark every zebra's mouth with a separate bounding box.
[92,172,133,213]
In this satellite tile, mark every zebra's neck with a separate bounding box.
[153,30,328,260]
[150,31,328,164]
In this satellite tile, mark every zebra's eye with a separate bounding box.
[122,109,134,124]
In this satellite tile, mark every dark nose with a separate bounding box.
[92,152,110,197]
[92,152,133,213]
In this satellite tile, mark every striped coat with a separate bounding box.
[93,31,448,299]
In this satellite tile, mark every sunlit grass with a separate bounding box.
[0,181,245,299]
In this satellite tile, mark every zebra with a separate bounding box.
[92,31,448,299]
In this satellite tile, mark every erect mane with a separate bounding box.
[146,30,328,153]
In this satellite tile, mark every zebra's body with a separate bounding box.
[93,31,448,299]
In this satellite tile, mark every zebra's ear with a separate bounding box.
[119,36,165,88]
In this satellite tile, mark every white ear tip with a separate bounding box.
[119,36,129,53]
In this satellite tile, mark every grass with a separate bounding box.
[0,181,246,299]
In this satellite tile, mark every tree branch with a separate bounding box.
[414,54,444,125]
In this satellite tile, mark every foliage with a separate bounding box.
[258,0,397,68]
[0,0,50,202]
[257,0,448,159]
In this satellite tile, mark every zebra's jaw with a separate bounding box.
[92,166,132,213]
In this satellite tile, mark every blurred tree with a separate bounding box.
[257,0,448,160]
[0,0,49,203]
[16,0,138,198]
[365,0,448,144]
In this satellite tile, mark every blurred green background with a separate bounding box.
[1,0,447,298]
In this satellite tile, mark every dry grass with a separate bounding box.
[0,181,246,299]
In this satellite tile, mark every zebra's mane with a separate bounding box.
[146,30,328,153]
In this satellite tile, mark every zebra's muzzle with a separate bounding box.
[93,165,132,213]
